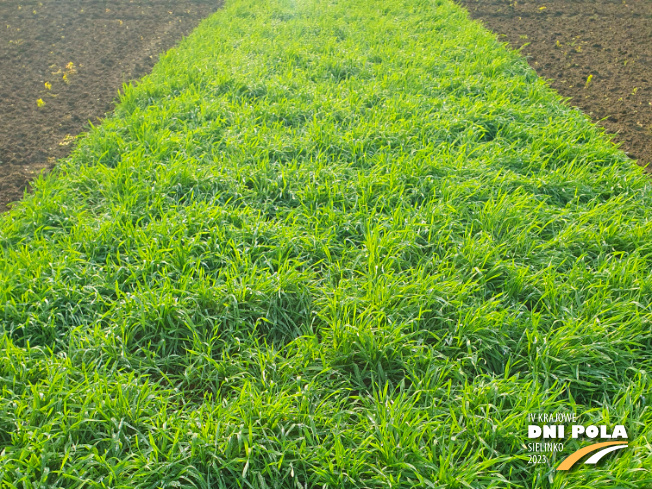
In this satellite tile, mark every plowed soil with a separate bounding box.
[0,0,221,212]
[457,0,652,170]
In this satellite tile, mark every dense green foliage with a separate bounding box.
[1,0,650,487]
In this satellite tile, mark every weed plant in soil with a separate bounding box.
[1,0,651,487]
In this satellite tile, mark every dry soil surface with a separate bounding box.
[457,0,652,170]
[0,0,222,211]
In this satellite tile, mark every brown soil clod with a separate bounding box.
[0,0,222,212]
[456,0,652,171]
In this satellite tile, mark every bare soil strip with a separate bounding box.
[457,0,652,170]
[0,0,222,212]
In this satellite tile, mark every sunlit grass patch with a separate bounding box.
[1,0,651,487]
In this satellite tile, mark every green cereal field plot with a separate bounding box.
[1,0,651,487]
